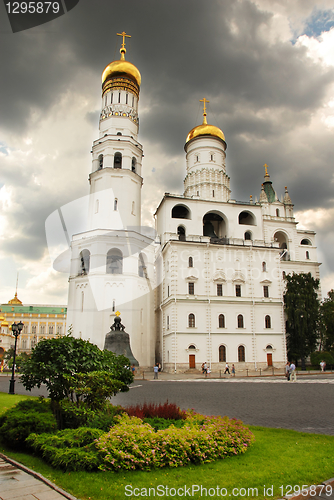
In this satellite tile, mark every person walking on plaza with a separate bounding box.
[203,362,208,377]
[153,363,159,379]
[290,362,296,382]
[231,364,236,377]
[320,360,326,372]
[224,363,230,375]
[285,361,291,381]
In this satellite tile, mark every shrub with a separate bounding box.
[54,399,96,429]
[310,351,334,367]
[0,398,57,449]
[125,401,186,420]
[143,417,186,431]
[96,412,254,471]
[26,427,103,471]
[86,403,125,431]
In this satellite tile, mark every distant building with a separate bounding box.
[0,293,67,359]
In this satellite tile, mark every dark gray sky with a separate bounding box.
[0,0,334,303]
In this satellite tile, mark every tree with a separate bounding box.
[284,272,320,369]
[320,290,334,351]
[20,335,133,402]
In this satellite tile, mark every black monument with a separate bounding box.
[104,313,139,366]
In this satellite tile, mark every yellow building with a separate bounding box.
[0,293,67,359]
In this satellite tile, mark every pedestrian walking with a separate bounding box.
[231,364,236,377]
[224,363,230,375]
[203,362,208,377]
[153,363,159,379]
[290,362,296,382]
[320,360,326,372]
[285,361,291,381]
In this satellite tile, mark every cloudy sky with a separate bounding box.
[0,0,334,305]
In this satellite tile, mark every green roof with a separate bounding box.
[0,304,67,315]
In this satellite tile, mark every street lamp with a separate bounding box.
[9,321,24,395]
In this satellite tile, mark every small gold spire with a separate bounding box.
[264,163,269,176]
[115,310,121,317]
[200,98,210,125]
[117,31,131,60]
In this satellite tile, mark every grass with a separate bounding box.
[0,392,36,415]
[0,392,334,499]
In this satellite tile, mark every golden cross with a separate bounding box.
[115,310,121,317]
[264,163,269,176]
[117,31,131,50]
[200,97,210,116]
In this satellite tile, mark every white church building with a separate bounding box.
[67,34,321,372]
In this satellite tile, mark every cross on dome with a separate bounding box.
[200,97,210,125]
[117,31,131,59]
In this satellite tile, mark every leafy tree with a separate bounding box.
[20,335,133,402]
[320,290,334,351]
[284,272,320,368]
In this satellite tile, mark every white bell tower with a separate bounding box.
[67,33,155,368]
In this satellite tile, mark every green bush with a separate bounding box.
[26,427,103,471]
[0,398,57,449]
[143,417,187,431]
[96,412,254,471]
[85,403,125,431]
[310,351,334,367]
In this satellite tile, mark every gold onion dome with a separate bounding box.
[102,52,141,87]
[101,32,141,97]
[186,98,225,144]
[186,114,225,143]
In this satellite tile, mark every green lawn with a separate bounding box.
[1,392,333,499]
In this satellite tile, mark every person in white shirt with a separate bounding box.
[290,362,296,382]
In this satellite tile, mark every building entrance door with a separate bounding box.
[189,354,195,369]
[267,353,273,366]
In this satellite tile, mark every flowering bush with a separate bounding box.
[96,412,254,471]
[125,401,186,420]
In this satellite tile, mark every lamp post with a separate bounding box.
[9,321,23,395]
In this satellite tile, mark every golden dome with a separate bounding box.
[102,55,141,88]
[2,321,9,327]
[186,114,225,144]
[8,292,22,305]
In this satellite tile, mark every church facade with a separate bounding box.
[67,34,321,372]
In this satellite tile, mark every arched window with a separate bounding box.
[238,345,245,362]
[262,261,266,272]
[138,253,147,278]
[276,208,280,217]
[106,248,123,274]
[48,325,54,335]
[188,313,195,328]
[306,251,310,260]
[114,152,122,169]
[79,249,90,275]
[132,157,136,172]
[265,315,271,329]
[237,314,244,328]
[40,324,45,335]
[219,345,226,362]
[218,314,225,328]
[114,198,118,211]
[244,231,252,240]
[217,284,223,296]
[239,211,256,225]
[98,154,103,170]
[188,256,193,268]
[263,286,269,298]
[178,226,186,241]
[171,205,191,219]
[188,344,196,350]
[301,239,311,245]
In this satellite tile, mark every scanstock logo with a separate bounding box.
[45,189,162,311]
[3,0,80,33]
